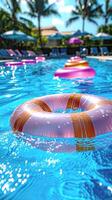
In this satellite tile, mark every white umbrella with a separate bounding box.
[91,32,112,40]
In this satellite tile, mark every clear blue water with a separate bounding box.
[0,57,112,200]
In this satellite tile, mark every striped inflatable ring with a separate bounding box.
[67,57,82,63]
[65,60,88,68]
[10,94,112,138]
[70,56,82,60]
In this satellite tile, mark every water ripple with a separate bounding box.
[0,58,112,199]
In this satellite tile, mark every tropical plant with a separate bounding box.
[0,0,31,34]
[0,8,12,33]
[25,0,60,48]
[66,0,103,32]
[103,0,112,25]
[4,0,21,29]
[98,24,112,35]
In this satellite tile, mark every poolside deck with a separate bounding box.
[87,56,112,61]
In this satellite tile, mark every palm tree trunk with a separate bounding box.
[12,12,16,30]
[82,17,85,32]
[105,16,108,25]
[105,0,109,25]
[37,14,43,49]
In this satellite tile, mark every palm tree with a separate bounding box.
[4,0,21,29]
[0,8,12,33]
[1,0,31,34]
[25,0,60,48]
[104,0,112,25]
[66,0,103,33]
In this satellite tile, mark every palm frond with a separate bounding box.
[71,9,80,16]
[44,9,60,17]
[20,17,36,28]
[43,3,60,17]
[88,18,98,26]
[66,16,79,27]
[25,1,35,13]
[90,4,103,15]
[5,0,12,12]
[23,11,37,18]
[108,7,112,16]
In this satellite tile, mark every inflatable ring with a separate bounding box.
[10,94,112,138]
[22,59,36,64]
[5,61,23,67]
[67,57,82,62]
[67,59,82,63]
[35,56,45,62]
[71,56,82,60]
[54,67,95,79]
[65,60,88,68]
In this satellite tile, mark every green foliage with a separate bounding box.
[36,35,48,47]
[103,0,112,25]
[98,24,112,35]
[0,9,12,33]
[25,0,59,48]
[66,0,103,32]
[4,0,21,29]
[0,0,32,34]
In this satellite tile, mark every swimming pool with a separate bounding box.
[0,57,112,199]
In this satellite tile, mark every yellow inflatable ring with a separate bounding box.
[65,60,89,67]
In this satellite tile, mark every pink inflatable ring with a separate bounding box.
[22,59,36,64]
[5,61,23,67]
[54,67,96,79]
[35,56,45,62]
[10,93,112,138]
[67,56,82,63]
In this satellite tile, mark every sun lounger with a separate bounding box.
[100,47,109,55]
[27,50,37,57]
[14,49,23,57]
[50,48,60,57]
[0,49,12,59]
[60,48,67,56]
[21,50,29,57]
[7,49,18,59]
[80,47,88,57]
[90,47,99,56]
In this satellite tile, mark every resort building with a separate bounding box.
[32,26,73,47]
[33,26,58,37]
